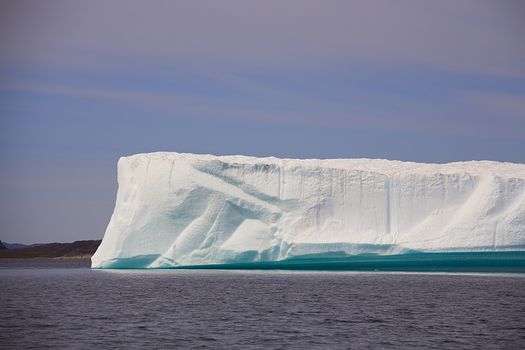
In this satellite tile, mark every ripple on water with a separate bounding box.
[1,262,525,349]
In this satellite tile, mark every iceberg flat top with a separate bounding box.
[126,152,525,178]
[92,152,525,269]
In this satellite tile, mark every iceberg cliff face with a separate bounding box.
[92,152,525,268]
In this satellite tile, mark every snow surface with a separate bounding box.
[91,152,525,268]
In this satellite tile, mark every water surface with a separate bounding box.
[1,260,524,349]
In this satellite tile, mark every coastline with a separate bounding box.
[0,240,100,260]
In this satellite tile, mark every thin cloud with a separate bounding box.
[4,78,524,139]
[1,0,524,77]
[462,91,525,122]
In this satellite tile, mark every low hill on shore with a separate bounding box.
[0,240,101,259]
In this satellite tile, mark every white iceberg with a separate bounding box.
[92,152,525,268]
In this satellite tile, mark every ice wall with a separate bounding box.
[92,152,525,268]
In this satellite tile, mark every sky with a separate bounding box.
[1,0,524,244]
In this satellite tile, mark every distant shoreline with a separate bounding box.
[0,240,100,259]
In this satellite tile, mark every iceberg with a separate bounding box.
[91,152,525,268]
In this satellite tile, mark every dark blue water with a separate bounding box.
[1,259,525,349]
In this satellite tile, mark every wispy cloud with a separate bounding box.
[462,91,525,122]
[1,0,524,77]
[4,77,524,139]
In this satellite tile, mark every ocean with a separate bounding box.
[1,259,524,349]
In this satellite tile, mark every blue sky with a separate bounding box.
[1,0,524,243]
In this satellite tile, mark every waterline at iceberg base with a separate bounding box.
[92,152,525,272]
